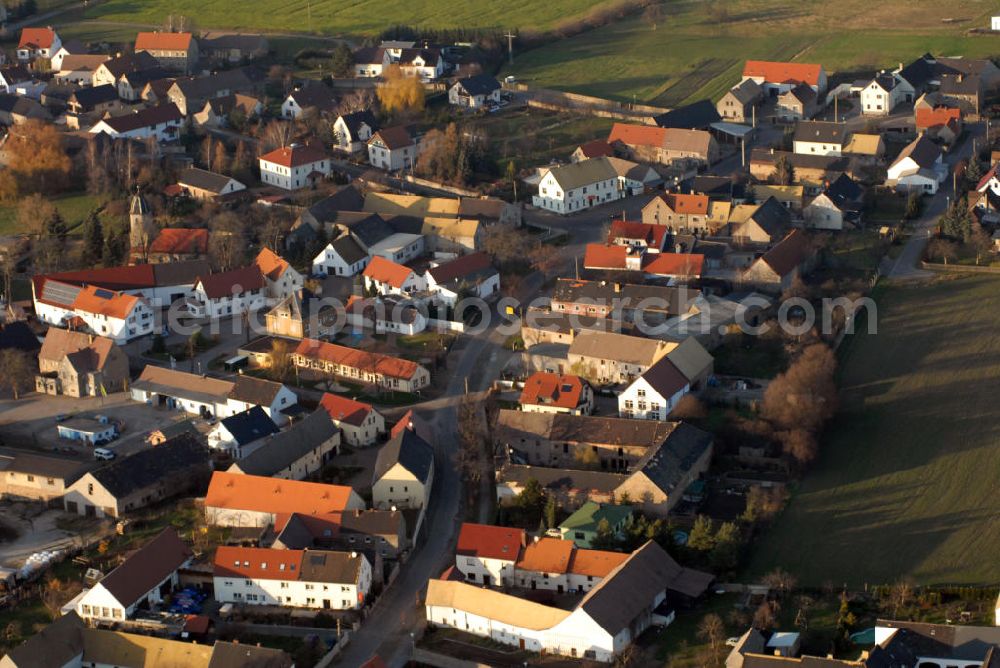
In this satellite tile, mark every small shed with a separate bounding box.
[57,418,116,445]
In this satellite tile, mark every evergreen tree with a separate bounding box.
[544,496,557,529]
[82,212,104,265]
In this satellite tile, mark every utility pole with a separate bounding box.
[504,30,515,65]
[834,95,838,123]
[752,104,756,129]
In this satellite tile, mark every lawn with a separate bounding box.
[80,0,608,36]
[506,0,1000,104]
[468,108,613,171]
[747,275,1000,586]
[0,192,105,237]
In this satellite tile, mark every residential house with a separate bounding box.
[741,229,814,292]
[652,99,722,130]
[372,425,434,510]
[192,92,262,128]
[396,47,444,80]
[424,252,499,305]
[214,546,372,610]
[559,502,634,548]
[362,256,425,296]
[55,54,110,85]
[75,528,190,622]
[495,466,628,510]
[717,79,763,123]
[319,393,386,447]
[0,453,86,503]
[449,74,502,108]
[804,174,864,230]
[66,84,120,115]
[427,540,712,663]
[776,84,818,122]
[17,27,61,63]
[205,471,363,527]
[353,46,390,77]
[532,157,631,214]
[512,538,629,593]
[312,235,371,277]
[455,523,526,586]
[754,185,805,212]
[142,228,209,264]
[844,133,886,162]
[134,31,198,72]
[176,167,246,200]
[618,356,690,420]
[0,66,32,95]
[228,374,299,425]
[91,50,160,89]
[259,143,330,190]
[333,110,379,153]
[117,66,171,102]
[607,220,669,252]
[860,72,910,116]
[282,81,337,119]
[63,433,210,518]
[291,338,431,392]
[749,149,854,190]
[165,67,263,115]
[207,406,280,456]
[940,73,984,116]
[32,283,154,344]
[32,260,209,311]
[368,126,418,171]
[728,197,792,244]
[35,329,129,398]
[642,192,711,231]
[49,38,85,70]
[264,289,339,339]
[420,217,481,253]
[549,278,698,324]
[228,410,340,480]
[520,372,594,415]
[792,121,847,156]
[88,103,184,142]
[186,265,266,318]
[887,134,945,194]
[915,106,963,143]
[199,32,270,63]
[572,139,615,162]
[608,123,719,166]
[274,509,408,560]
[254,248,303,301]
[567,331,673,384]
[741,60,827,95]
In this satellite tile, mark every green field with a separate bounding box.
[507,0,1000,104]
[748,275,1000,586]
[0,192,104,236]
[80,0,608,36]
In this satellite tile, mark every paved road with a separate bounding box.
[889,122,983,279]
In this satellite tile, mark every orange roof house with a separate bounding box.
[146,228,209,257]
[519,372,589,413]
[657,192,710,216]
[362,256,416,289]
[260,144,327,168]
[743,60,825,89]
[457,523,526,561]
[254,247,294,282]
[293,338,426,383]
[516,537,574,573]
[319,393,377,427]
[608,123,668,148]
[643,252,705,278]
[135,31,194,52]
[915,106,962,133]
[205,471,364,525]
[584,243,629,270]
[18,27,58,51]
[607,220,668,250]
[70,285,144,320]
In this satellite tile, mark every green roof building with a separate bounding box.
[558,501,633,548]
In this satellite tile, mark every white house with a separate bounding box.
[424,252,500,306]
[280,82,336,120]
[214,546,372,610]
[449,74,502,108]
[532,157,628,214]
[368,126,418,171]
[397,47,444,80]
[254,247,303,301]
[512,537,629,594]
[206,406,280,456]
[741,60,827,95]
[0,66,32,94]
[32,282,155,344]
[226,375,299,426]
[333,110,379,153]
[319,393,385,447]
[792,121,847,157]
[455,523,526,586]
[259,144,330,190]
[17,27,61,62]
[76,528,190,623]
[89,104,185,142]
[887,134,945,194]
[803,174,864,231]
[186,266,267,318]
[352,46,390,78]
[311,235,370,277]
[860,72,912,116]
[618,356,690,420]
[362,256,425,296]
[367,232,425,265]
[371,425,434,510]
[993,16,1000,31]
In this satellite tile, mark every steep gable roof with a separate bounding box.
[890,134,941,170]
[135,31,193,52]
[18,27,57,50]
[456,523,525,561]
[89,432,208,498]
[454,74,500,96]
[98,104,182,134]
[544,157,618,191]
[293,338,423,381]
[178,167,239,195]
[218,406,279,446]
[196,265,265,299]
[631,422,713,497]
[231,410,338,477]
[369,125,413,150]
[743,60,823,86]
[793,121,847,145]
[39,328,117,370]
[98,528,191,608]
[757,229,812,277]
[519,372,587,410]
[3,611,84,667]
[373,426,433,484]
[260,144,327,168]
[515,537,573,573]
[319,393,376,427]
[427,251,495,286]
[205,471,359,515]
[634,356,688,399]
[254,247,293,282]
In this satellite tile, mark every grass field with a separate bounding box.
[468,108,613,171]
[80,0,608,35]
[0,192,104,236]
[507,0,1000,104]
[747,275,1000,586]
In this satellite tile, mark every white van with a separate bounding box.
[93,448,116,461]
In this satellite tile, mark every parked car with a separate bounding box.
[93,448,116,461]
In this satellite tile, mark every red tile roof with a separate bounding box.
[369,126,413,150]
[205,471,358,516]
[583,243,628,270]
[149,228,208,255]
[743,60,823,86]
[643,252,705,277]
[457,523,525,561]
[319,392,374,427]
[214,545,302,581]
[608,123,667,148]
[516,537,574,573]
[294,338,423,381]
[607,220,667,249]
[362,255,414,289]
[568,548,629,577]
[71,285,142,320]
[426,252,494,285]
[18,28,56,50]
[254,247,292,282]
[196,266,265,299]
[915,106,962,130]
[519,372,587,410]
[658,192,710,215]
[576,139,614,159]
[260,144,327,168]
[757,229,812,277]
[135,31,193,52]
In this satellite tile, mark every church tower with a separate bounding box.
[129,191,156,255]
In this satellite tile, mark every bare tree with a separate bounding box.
[697,613,726,667]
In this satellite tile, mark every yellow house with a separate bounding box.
[372,426,434,510]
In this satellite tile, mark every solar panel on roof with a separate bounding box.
[93,288,115,300]
[41,281,82,306]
